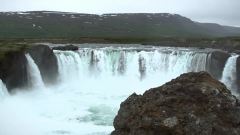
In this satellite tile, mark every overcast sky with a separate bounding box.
[1,0,239,26]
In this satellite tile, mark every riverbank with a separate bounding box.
[1,36,240,52]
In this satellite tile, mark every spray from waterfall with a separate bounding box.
[0,79,8,98]
[54,48,209,86]
[221,55,239,94]
[0,46,237,135]
[25,54,45,89]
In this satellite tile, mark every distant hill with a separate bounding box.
[0,11,240,38]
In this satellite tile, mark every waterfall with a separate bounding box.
[1,46,237,135]
[25,54,45,89]
[0,79,8,98]
[221,55,239,94]
[54,48,209,85]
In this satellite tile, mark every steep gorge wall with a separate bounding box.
[28,45,58,84]
[0,50,28,92]
[236,57,240,94]
[0,45,59,93]
[206,51,230,80]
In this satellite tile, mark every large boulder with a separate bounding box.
[0,50,28,92]
[112,72,240,135]
[236,57,240,93]
[52,45,78,51]
[28,45,58,84]
[207,51,230,79]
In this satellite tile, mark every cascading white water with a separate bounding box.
[25,54,45,89]
[50,47,210,135]
[54,48,209,85]
[0,46,227,135]
[0,79,8,98]
[221,55,239,95]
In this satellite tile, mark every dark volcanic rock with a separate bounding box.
[207,51,230,79]
[112,72,240,135]
[28,45,58,84]
[52,45,78,51]
[236,57,240,93]
[0,50,28,92]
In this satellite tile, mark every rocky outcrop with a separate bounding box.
[207,51,230,79]
[0,50,28,92]
[236,57,240,93]
[52,45,78,51]
[112,72,240,135]
[28,45,58,84]
[0,45,58,92]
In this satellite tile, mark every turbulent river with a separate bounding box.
[0,45,239,135]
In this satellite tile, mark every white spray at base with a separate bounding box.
[0,54,46,135]
[221,55,239,95]
[25,54,45,89]
[0,79,8,98]
[0,46,238,135]
[52,47,209,134]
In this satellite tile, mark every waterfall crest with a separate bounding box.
[25,54,45,89]
[221,55,239,94]
[54,48,209,85]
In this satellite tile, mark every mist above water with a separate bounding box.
[0,46,238,135]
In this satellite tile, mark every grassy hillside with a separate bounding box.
[0,11,240,39]
[0,43,29,60]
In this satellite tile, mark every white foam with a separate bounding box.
[25,54,45,89]
[0,80,8,98]
[0,47,229,135]
[221,55,239,95]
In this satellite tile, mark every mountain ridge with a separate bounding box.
[0,11,240,38]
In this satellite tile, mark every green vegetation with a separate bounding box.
[0,42,30,60]
[0,12,240,39]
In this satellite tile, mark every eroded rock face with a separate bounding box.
[0,45,58,92]
[207,51,230,79]
[112,72,240,135]
[236,57,240,93]
[28,45,58,84]
[0,51,28,92]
